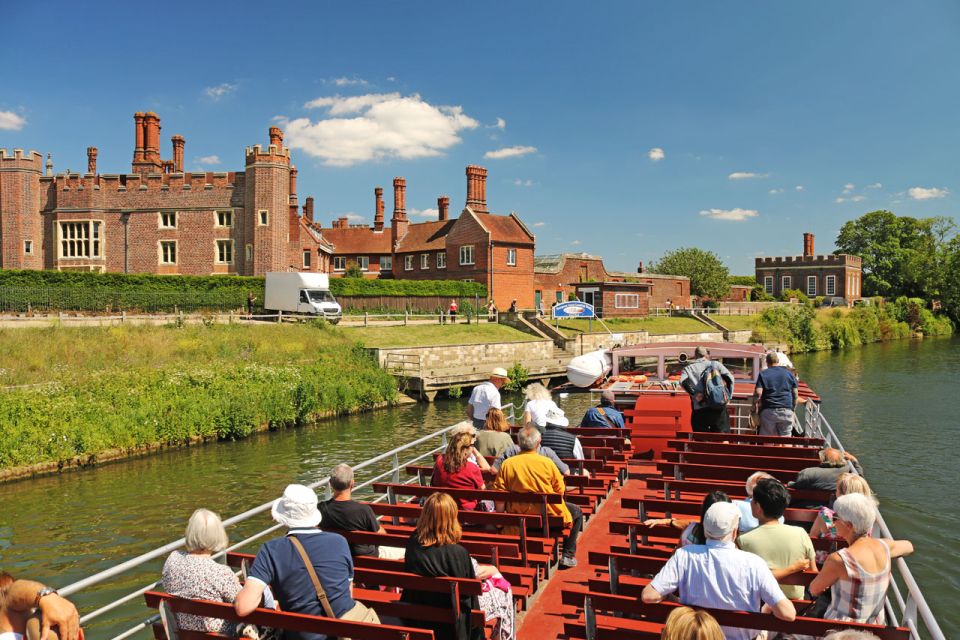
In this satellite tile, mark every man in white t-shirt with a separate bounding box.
[467,367,510,429]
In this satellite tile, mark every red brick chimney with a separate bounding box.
[304,196,314,223]
[391,177,409,249]
[171,135,185,173]
[438,195,450,221]
[144,112,161,166]
[133,112,146,162]
[269,126,284,148]
[288,166,298,197]
[86,147,98,174]
[374,187,384,231]
[465,165,488,213]
[339,216,349,228]
[803,232,815,258]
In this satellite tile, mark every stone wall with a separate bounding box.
[573,330,746,354]
[372,339,553,375]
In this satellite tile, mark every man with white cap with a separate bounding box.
[235,484,377,637]
[467,367,510,429]
[642,502,796,640]
[539,405,585,461]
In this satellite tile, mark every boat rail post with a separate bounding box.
[584,595,597,640]
[391,452,401,484]
[628,524,638,555]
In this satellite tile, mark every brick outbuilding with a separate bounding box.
[755,233,862,302]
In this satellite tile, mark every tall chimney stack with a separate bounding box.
[803,232,815,258]
[438,195,450,221]
[171,135,185,173]
[86,147,98,174]
[269,127,284,149]
[392,177,407,219]
[144,112,161,165]
[465,165,488,213]
[304,196,314,223]
[133,112,146,162]
[288,166,298,197]
[373,187,385,231]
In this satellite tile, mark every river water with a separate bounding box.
[1,338,957,637]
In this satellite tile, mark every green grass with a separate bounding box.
[344,323,534,347]
[713,314,762,331]
[554,315,712,336]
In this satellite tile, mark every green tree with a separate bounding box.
[342,264,364,278]
[652,248,730,299]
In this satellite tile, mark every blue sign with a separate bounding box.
[553,301,595,318]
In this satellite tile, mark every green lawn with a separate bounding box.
[344,323,535,347]
[713,314,762,331]
[554,315,712,336]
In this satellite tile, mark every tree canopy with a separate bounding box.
[652,247,730,300]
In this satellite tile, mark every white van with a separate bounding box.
[264,272,342,323]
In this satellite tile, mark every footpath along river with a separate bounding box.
[0,337,957,637]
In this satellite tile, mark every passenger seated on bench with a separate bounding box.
[491,426,584,569]
[402,493,515,640]
[789,449,864,507]
[734,472,784,533]
[810,493,913,626]
[809,473,875,566]
[580,389,625,429]
[475,409,513,458]
[319,464,405,560]
[823,631,881,640]
[432,429,489,511]
[162,509,270,636]
[236,484,379,636]
[644,490,732,548]
[738,478,818,600]
[659,605,723,640]
[0,572,80,640]
[521,382,554,431]
[642,502,796,640]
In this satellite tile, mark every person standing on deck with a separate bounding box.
[466,368,509,429]
[580,389,625,428]
[754,352,799,437]
[679,346,735,433]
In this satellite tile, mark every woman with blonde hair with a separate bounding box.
[476,408,513,457]
[431,429,490,510]
[522,382,554,430]
[402,493,514,640]
[660,606,723,640]
[810,473,877,564]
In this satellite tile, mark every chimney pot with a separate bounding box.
[86,147,98,174]
[171,135,185,173]
[438,195,450,221]
[304,196,315,223]
[392,177,407,219]
[288,165,298,196]
[637,261,645,274]
[374,187,385,231]
[269,127,284,148]
[465,165,488,212]
[803,232,815,258]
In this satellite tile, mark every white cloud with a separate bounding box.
[908,186,949,200]
[532,221,546,228]
[842,183,855,194]
[513,178,535,187]
[867,182,883,189]
[327,212,365,224]
[699,207,759,222]
[570,240,582,246]
[851,195,866,202]
[485,145,537,160]
[647,147,665,162]
[835,195,867,203]
[286,93,479,166]
[0,110,26,131]
[768,188,784,195]
[204,83,237,100]
[196,155,221,165]
[333,76,368,86]
[795,185,804,191]
[409,208,439,218]
[493,117,506,130]
[728,172,768,180]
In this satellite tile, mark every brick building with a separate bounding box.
[573,281,652,318]
[755,233,862,301]
[0,112,332,275]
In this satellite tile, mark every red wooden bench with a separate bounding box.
[662,449,819,473]
[644,476,833,504]
[654,461,798,483]
[666,438,822,458]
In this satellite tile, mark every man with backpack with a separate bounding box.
[679,346,735,433]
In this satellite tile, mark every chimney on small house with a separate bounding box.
[86,147,98,174]
[304,196,315,223]
[803,232,815,258]
[374,187,385,231]
[438,195,450,221]
[637,261,645,274]
[465,165,488,213]
[171,135,185,173]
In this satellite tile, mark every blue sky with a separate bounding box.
[3,1,958,274]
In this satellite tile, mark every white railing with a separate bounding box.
[58,402,518,639]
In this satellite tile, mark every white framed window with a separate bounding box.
[615,293,640,309]
[764,276,773,294]
[24,240,33,255]
[333,256,346,271]
[459,245,475,265]
[825,275,837,296]
[258,210,269,226]
[159,211,177,228]
[358,256,370,271]
[59,221,102,258]
[216,210,233,227]
[436,252,446,269]
[507,248,517,266]
[381,255,392,271]
[421,253,429,269]
[807,275,817,296]
[782,275,792,291]
[404,255,414,271]
[216,239,233,264]
[159,240,177,264]
[303,250,312,269]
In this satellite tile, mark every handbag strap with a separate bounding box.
[596,407,618,429]
[288,535,336,618]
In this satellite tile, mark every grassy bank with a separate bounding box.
[554,315,711,336]
[345,323,534,347]
[0,323,397,470]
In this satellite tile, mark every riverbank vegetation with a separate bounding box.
[0,323,396,470]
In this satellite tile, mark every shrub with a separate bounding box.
[780,289,810,305]
[503,362,529,393]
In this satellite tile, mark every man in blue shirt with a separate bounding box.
[580,389,625,428]
[753,352,799,437]
[235,484,372,639]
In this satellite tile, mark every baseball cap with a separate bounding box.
[703,502,740,539]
